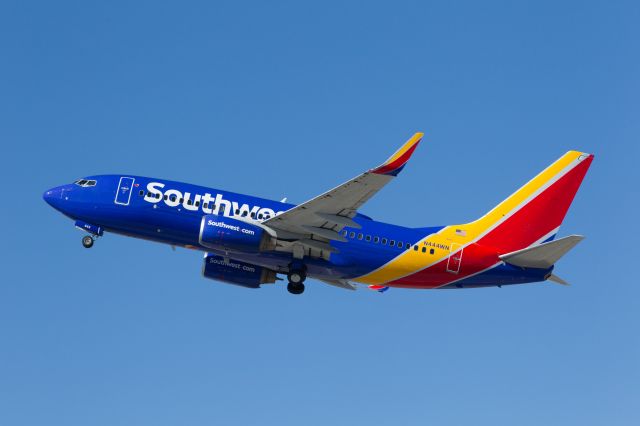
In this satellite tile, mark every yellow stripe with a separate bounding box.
[355,150,585,285]
[382,132,424,165]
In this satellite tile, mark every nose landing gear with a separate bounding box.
[82,235,95,248]
[75,220,103,249]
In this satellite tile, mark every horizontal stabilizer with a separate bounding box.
[548,274,570,286]
[499,235,585,269]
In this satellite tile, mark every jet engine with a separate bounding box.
[202,254,277,288]
[199,214,276,253]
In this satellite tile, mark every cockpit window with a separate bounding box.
[74,179,97,187]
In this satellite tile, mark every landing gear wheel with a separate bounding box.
[287,282,305,295]
[286,264,307,295]
[82,235,94,248]
[287,270,306,284]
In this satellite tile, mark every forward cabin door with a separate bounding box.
[115,177,135,206]
[446,243,463,274]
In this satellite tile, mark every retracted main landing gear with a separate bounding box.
[286,262,307,295]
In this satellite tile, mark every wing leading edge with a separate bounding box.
[264,132,423,259]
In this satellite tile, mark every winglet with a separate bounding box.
[371,132,424,176]
[368,285,390,293]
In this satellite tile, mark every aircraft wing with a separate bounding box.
[318,278,358,291]
[264,132,423,257]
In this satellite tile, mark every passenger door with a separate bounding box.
[115,177,135,206]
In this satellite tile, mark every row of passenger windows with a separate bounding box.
[343,230,436,254]
[138,190,272,219]
[138,190,433,250]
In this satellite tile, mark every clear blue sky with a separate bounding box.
[1,1,638,425]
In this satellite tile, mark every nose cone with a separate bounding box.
[43,185,65,210]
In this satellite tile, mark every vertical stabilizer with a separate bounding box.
[460,151,593,254]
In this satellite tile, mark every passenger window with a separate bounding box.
[250,212,255,218]
[195,201,200,207]
[235,209,240,215]
[156,193,161,199]
[258,214,263,219]
[163,195,168,200]
[139,190,144,196]
[349,232,355,238]
[357,233,363,240]
[382,238,388,245]
[397,241,403,248]
[390,240,395,246]
[187,199,193,205]
[413,245,418,251]
[219,206,226,214]
[343,230,348,237]
[430,248,435,255]
[422,247,427,253]
[406,243,411,249]
[203,203,208,209]
[365,235,371,242]
[374,236,380,243]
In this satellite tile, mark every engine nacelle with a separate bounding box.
[202,254,277,288]
[199,214,276,253]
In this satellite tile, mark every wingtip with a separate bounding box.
[371,132,424,176]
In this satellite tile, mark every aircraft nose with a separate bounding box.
[43,185,65,209]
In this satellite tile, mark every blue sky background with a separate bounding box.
[1,1,638,425]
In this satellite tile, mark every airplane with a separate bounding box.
[43,133,594,295]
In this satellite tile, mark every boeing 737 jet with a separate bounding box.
[43,133,593,294]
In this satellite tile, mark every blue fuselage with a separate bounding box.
[43,175,548,288]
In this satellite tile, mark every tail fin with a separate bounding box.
[458,151,593,254]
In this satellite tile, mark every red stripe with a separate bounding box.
[479,155,593,253]
[388,155,593,288]
[372,143,420,175]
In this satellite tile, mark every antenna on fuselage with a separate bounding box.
[280,197,287,203]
